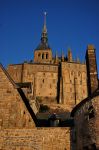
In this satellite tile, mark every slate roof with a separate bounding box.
[35,41,51,50]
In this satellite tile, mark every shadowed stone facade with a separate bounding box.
[71,91,99,150]
[0,14,99,150]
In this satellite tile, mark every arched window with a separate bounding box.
[42,53,44,59]
[46,53,48,59]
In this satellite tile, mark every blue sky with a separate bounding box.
[0,0,99,71]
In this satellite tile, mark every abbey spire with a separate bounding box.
[41,12,48,44]
[34,12,52,63]
[42,12,47,34]
[35,12,51,50]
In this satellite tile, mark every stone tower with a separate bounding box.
[86,45,98,95]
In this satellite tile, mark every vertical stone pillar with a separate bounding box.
[55,51,58,64]
[86,45,98,95]
[61,50,64,62]
[21,63,24,83]
[33,75,36,99]
[59,77,63,103]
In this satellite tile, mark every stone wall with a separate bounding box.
[7,64,23,83]
[34,49,52,63]
[8,63,58,99]
[86,45,98,95]
[7,61,88,112]
[71,95,99,150]
[61,62,88,110]
[0,66,35,129]
[0,128,70,150]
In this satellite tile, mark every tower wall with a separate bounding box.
[7,64,23,83]
[86,45,98,95]
[34,49,52,63]
[8,63,59,103]
[61,62,88,110]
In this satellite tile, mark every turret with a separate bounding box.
[55,51,58,64]
[86,45,98,95]
[61,50,64,62]
[68,48,72,62]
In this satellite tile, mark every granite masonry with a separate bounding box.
[0,14,99,150]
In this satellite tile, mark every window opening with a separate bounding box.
[42,79,44,83]
[46,53,48,59]
[88,106,95,119]
[42,53,44,59]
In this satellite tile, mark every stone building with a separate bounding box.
[71,90,99,150]
[0,14,99,150]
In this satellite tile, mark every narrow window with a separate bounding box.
[42,79,44,83]
[46,53,48,59]
[88,106,95,119]
[42,53,44,59]
[78,71,81,76]
[43,73,45,76]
